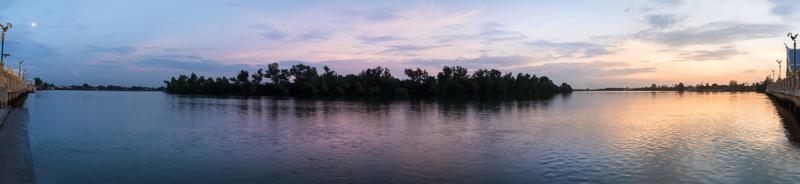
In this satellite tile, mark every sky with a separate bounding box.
[0,0,796,88]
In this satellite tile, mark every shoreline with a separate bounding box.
[575,89,763,92]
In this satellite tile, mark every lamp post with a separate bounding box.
[778,59,783,80]
[0,22,11,65]
[17,59,23,79]
[789,33,798,75]
[772,69,776,79]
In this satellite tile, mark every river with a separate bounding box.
[21,90,800,183]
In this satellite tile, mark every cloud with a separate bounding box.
[652,0,683,6]
[527,40,617,58]
[478,21,527,43]
[162,47,214,53]
[768,0,800,20]
[250,23,290,40]
[380,44,446,54]
[527,40,597,51]
[435,21,527,44]
[516,61,657,87]
[85,45,136,55]
[296,30,330,42]
[644,14,684,29]
[4,33,58,62]
[261,32,289,41]
[478,21,526,42]
[358,35,402,44]
[148,54,203,60]
[250,23,331,42]
[635,21,787,47]
[603,67,657,76]
[676,46,747,61]
[134,58,253,72]
[365,12,400,22]
[626,0,687,30]
[625,0,683,14]
[405,55,532,68]
[435,34,472,44]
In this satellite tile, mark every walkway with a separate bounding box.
[0,107,35,184]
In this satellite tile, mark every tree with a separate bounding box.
[164,63,573,99]
[34,77,43,88]
[675,83,686,91]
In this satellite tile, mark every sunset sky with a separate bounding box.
[0,0,795,88]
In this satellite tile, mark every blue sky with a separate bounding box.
[0,0,795,88]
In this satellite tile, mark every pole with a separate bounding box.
[0,23,11,66]
[18,60,22,79]
[789,33,797,75]
[1,31,4,65]
[778,59,783,80]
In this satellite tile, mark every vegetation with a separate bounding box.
[164,63,573,99]
[33,77,56,90]
[586,77,774,93]
[34,77,163,91]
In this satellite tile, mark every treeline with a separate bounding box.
[589,78,774,92]
[164,63,573,99]
[34,78,163,91]
[33,78,56,90]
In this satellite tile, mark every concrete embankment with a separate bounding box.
[766,89,800,109]
[768,92,800,106]
[0,95,34,184]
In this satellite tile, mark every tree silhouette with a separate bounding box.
[164,63,574,99]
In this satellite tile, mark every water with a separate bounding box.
[22,90,800,183]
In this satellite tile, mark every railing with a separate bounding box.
[0,64,34,105]
[768,72,800,96]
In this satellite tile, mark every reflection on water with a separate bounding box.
[24,91,800,183]
[769,97,800,147]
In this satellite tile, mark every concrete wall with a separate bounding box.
[0,63,33,105]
